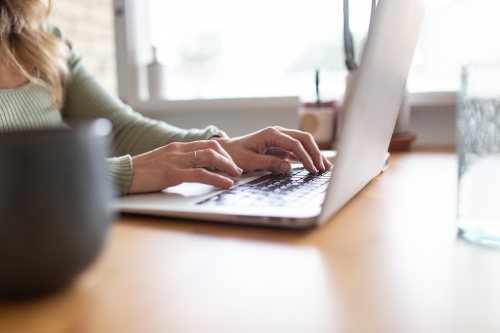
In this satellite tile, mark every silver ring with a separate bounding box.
[190,150,199,168]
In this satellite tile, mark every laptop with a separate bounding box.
[117,0,426,228]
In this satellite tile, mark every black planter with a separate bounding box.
[0,119,116,298]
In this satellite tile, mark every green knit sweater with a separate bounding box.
[0,26,223,195]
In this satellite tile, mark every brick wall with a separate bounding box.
[50,0,117,94]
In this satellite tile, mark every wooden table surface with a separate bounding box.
[2,149,500,333]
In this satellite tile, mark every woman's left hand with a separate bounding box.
[215,126,331,174]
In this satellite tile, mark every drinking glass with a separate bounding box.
[457,64,500,246]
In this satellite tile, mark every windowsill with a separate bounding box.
[409,91,456,108]
[129,91,457,114]
[130,96,301,114]
[128,90,457,147]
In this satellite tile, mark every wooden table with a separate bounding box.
[2,149,500,333]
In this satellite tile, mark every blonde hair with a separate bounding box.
[0,0,69,108]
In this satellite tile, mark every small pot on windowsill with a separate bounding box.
[299,100,341,150]
[389,88,416,152]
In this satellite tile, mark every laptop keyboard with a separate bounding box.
[196,167,331,207]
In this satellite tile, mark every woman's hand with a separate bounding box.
[128,140,243,194]
[215,126,331,174]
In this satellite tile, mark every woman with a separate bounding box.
[0,0,330,195]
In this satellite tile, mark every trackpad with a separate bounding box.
[162,183,220,198]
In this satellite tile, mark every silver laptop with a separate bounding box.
[117,0,426,228]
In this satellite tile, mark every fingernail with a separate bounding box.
[280,162,289,174]
[237,167,243,174]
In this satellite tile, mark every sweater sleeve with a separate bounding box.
[53,27,223,195]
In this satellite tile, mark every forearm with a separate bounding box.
[63,73,224,156]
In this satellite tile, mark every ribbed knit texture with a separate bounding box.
[0,26,223,195]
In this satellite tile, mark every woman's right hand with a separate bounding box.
[128,140,243,194]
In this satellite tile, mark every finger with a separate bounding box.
[262,128,317,173]
[180,140,232,160]
[264,147,295,160]
[181,168,234,189]
[191,148,242,177]
[282,151,328,169]
[322,154,332,170]
[244,153,291,174]
[275,128,326,171]
[282,152,299,162]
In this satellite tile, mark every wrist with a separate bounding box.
[208,130,229,140]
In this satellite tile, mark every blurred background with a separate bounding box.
[147,0,499,101]
[50,0,500,102]
[50,0,117,94]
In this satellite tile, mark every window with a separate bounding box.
[114,0,498,107]
[410,0,500,93]
[148,0,371,101]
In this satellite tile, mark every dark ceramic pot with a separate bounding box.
[0,119,116,298]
